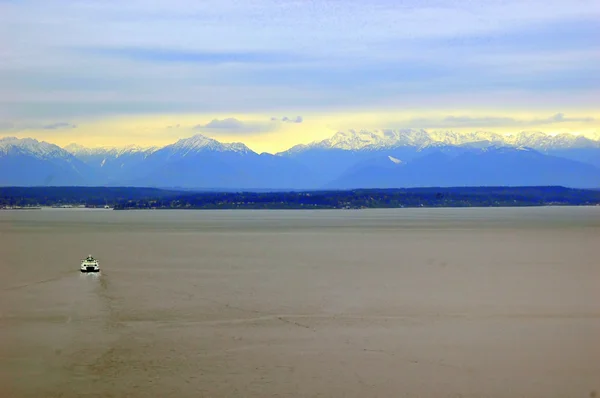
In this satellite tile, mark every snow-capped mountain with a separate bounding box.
[510,131,600,150]
[154,134,253,159]
[2,137,75,160]
[63,143,159,185]
[283,129,432,152]
[275,130,600,188]
[0,137,92,185]
[64,143,158,158]
[315,130,390,150]
[282,129,600,153]
[2,131,599,189]
[326,145,600,189]
[112,134,316,189]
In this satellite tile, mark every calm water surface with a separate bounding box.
[1,207,599,397]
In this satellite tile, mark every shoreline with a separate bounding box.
[3,204,600,211]
[112,203,600,210]
[3,186,600,211]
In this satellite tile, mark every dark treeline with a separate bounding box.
[1,186,599,209]
[0,187,181,207]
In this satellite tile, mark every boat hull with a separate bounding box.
[80,255,100,273]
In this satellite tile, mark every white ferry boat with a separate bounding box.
[80,255,100,273]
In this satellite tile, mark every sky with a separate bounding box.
[1,0,599,153]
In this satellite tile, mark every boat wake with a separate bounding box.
[1,271,73,291]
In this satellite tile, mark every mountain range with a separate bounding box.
[1,130,599,189]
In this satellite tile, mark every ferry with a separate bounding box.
[80,255,100,273]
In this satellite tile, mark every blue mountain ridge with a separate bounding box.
[1,132,599,189]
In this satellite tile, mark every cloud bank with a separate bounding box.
[405,113,596,129]
[196,118,246,130]
[271,116,303,124]
[1,0,598,121]
[42,122,77,130]
[0,121,78,131]
[192,117,276,135]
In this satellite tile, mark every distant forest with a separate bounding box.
[1,186,600,209]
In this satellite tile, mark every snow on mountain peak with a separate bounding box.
[64,143,158,157]
[301,129,441,151]
[292,129,600,152]
[169,134,252,155]
[317,130,384,150]
[62,134,253,162]
[0,136,72,159]
[502,131,600,149]
[227,142,253,153]
[64,143,87,152]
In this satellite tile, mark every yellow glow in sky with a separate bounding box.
[6,110,600,154]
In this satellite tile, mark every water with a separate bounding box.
[1,207,599,397]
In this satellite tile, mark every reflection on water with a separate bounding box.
[78,271,101,282]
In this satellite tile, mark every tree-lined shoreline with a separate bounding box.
[1,186,599,210]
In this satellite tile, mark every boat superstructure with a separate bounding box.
[80,254,100,273]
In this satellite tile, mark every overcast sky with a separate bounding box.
[1,0,599,151]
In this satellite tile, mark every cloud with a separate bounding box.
[0,121,15,130]
[3,0,600,120]
[193,117,276,135]
[195,118,245,130]
[537,113,594,124]
[167,124,180,129]
[271,116,303,123]
[405,113,595,129]
[0,121,78,131]
[42,122,77,130]
[83,47,300,65]
[284,116,303,123]
[440,116,517,127]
